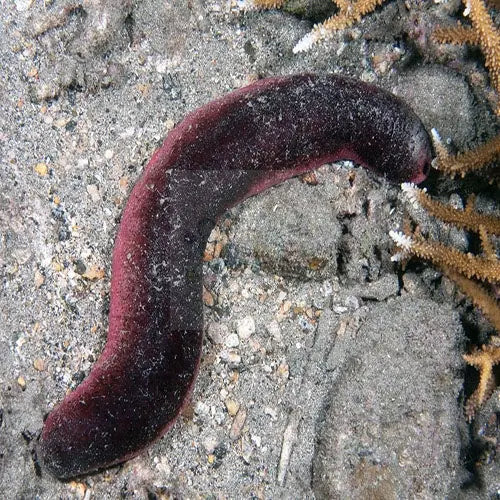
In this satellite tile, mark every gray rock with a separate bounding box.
[392,65,477,149]
[313,297,466,499]
[230,171,342,280]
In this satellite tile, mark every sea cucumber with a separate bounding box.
[39,74,431,479]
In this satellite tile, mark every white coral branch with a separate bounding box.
[293,31,318,53]
[400,182,428,209]
[389,230,413,252]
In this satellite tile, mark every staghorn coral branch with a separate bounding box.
[294,0,387,52]
[344,0,386,19]
[465,0,500,96]
[432,25,479,45]
[392,189,500,418]
[401,183,500,235]
[389,230,500,283]
[465,194,476,212]
[254,0,390,53]
[433,0,500,115]
[431,128,453,168]
[443,269,499,422]
[462,342,500,420]
[293,14,355,53]
[479,225,497,259]
[391,227,500,419]
[445,268,500,332]
[333,0,352,9]
[431,129,500,178]
[252,0,286,8]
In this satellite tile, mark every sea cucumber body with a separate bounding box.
[39,74,431,478]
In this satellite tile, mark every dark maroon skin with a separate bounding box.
[39,74,431,479]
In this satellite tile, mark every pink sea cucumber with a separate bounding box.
[39,74,431,478]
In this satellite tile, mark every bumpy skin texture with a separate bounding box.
[39,74,431,479]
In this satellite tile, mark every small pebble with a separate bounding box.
[194,401,210,417]
[82,265,105,281]
[264,407,278,421]
[266,320,281,341]
[241,436,253,464]
[345,295,360,310]
[225,333,240,348]
[276,363,289,380]
[68,481,87,499]
[219,350,241,365]
[86,184,101,203]
[17,376,26,390]
[34,162,48,176]
[118,177,129,192]
[33,358,45,371]
[206,323,227,345]
[214,410,225,425]
[236,316,255,339]
[202,286,215,307]
[230,408,247,440]
[333,305,348,313]
[225,398,240,416]
[202,435,219,454]
[34,269,45,288]
[54,117,70,128]
[251,434,262,447]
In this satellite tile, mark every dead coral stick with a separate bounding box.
[277,410,300,485]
